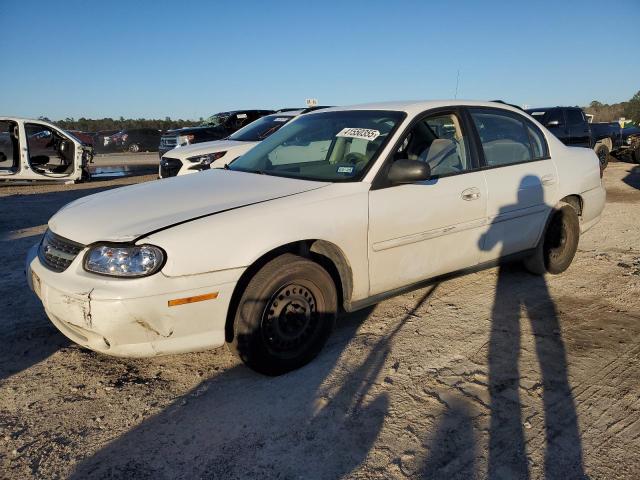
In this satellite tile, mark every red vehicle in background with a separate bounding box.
[67,130,95,147]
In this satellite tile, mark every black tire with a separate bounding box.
[633,147,640,165]
[594,144,609,172]
[523,202,580,275]
[128,143,140,153]
[229,253,337,375]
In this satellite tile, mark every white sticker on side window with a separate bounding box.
[273,117,289,122]
[237,113,248,119]
[336,127,380,142]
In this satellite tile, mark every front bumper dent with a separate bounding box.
[26,244,243,357]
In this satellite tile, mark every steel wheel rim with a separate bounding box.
[261,283,319,355]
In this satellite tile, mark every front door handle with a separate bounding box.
[541,174,556,186]
[461,187,481,201]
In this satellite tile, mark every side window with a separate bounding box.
[470,109,533,167]
[526,122,548,159]
[544,109,564,126]
[393,112,471,177]
[566,109,585,126]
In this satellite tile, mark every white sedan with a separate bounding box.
[26,101,605,375]
[158,110,303,178]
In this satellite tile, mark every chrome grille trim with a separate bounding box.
[38,230,84,273]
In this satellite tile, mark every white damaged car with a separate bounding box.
[26,101,605,375]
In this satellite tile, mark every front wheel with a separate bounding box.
[523,202,580,275]
[229,253,337,375]
[127,143,140,153]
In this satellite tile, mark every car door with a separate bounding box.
[368,109,488,295]
[468,108,557,262]
[566,108,590,147]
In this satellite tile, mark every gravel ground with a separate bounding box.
[0,161,639,479]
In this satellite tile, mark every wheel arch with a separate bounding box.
[224,239,353,343]
[559,194,583,216]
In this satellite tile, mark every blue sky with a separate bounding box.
[1,0,638,120]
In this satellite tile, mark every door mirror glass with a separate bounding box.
[388,159,431,184]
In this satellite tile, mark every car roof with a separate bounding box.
[525,106,582,111]
[305,100,528,116]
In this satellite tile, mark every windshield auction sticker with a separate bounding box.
[336,128,380,141]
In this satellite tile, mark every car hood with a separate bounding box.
[49,170,329,245]
[164,139,253,160]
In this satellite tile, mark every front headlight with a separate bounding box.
[187,151,227,167]
[84,244,165,277]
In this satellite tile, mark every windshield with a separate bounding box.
[201,113,230,127]
[228,115,294,142]
[229,110,404,182]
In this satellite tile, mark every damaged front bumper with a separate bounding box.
[25,244,243,357]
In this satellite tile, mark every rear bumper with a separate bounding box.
[26,244,243,357]
[580,183,606,233]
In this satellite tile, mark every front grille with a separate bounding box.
[160,157,182,178]
[39,230,84,273]
[160,136,178,149]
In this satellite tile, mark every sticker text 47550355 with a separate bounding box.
[336,128,380,142]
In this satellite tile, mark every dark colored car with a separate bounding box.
[93,129,120,153]
[158,110,274,158]
[110,128,162,153]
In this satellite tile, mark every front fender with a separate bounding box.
[143,183,371,302]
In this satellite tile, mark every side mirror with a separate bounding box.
[387,159,431,185]
[546,120,561,127]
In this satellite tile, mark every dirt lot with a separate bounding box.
[1,161,639,479]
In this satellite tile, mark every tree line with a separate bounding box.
[40,116,203,133]
[41,89,639,132]
[583,90,640,123]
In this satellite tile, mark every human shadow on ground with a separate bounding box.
[622,165,640,190]
[420,176,585,479]
[70,287,438,479]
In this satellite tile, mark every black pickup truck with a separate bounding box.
[525,106,640,166]
[525,106,614,168]
[158,110,274,158]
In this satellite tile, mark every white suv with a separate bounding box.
[159,110,305,178]
[27,100,605,375]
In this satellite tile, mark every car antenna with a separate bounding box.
[454,69,460,99]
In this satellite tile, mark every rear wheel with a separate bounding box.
[524,202,580,275]
[229,253,337,375]
[594,143,609,172]
[127,143,140,153]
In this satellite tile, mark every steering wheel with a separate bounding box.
[344,152,366,165]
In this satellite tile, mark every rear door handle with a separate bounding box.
[461,187,481,201]
[541,174,556,186]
